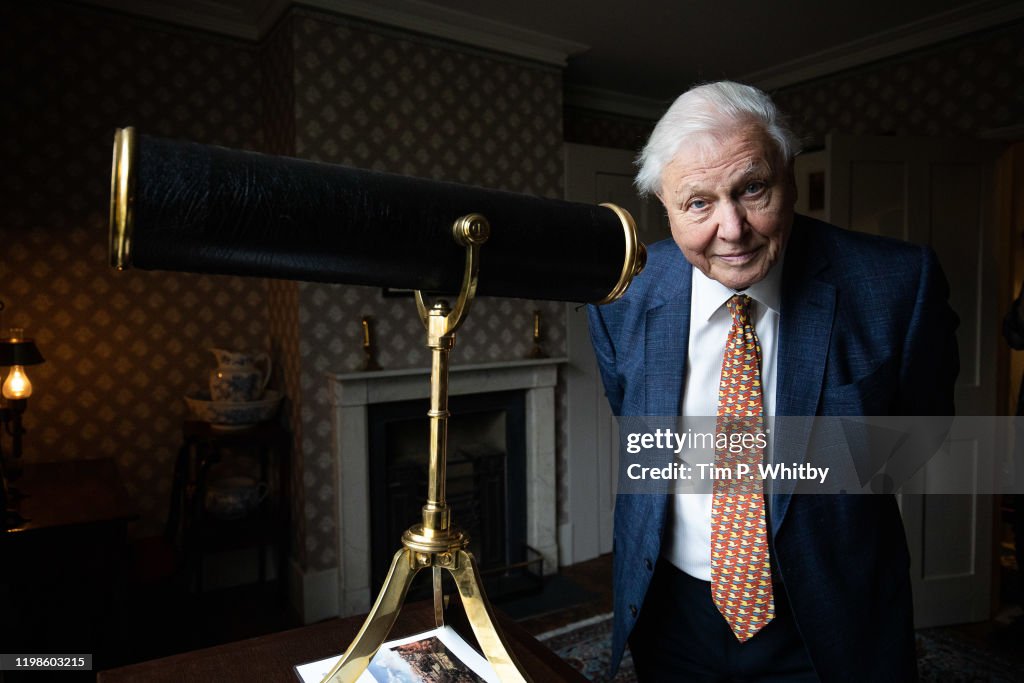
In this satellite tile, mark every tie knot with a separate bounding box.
[726,294,753,324]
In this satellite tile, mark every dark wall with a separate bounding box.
[0,2,570,574]
[0,1,270,530]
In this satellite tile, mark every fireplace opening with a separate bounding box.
[368,389,538,602]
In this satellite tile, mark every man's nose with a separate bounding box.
[717,201,746,240]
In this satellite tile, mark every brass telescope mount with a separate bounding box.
[319,214,530,683]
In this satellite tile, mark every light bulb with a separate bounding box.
[2,365,32,399]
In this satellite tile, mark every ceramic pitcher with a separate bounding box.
[209,348,272,402]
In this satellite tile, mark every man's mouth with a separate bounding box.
[714,249,759,266]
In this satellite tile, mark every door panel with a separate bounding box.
[563,143,668,563]
[826,133,1001,626]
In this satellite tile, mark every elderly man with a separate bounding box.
[588,81,958,682]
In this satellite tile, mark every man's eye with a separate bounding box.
[689,198,708,210]
[744,182,766,195]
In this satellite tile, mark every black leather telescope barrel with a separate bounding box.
[109,128,645,303]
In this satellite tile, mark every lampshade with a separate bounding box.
[0,338,45,367]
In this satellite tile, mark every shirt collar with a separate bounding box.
[690,250,785,322]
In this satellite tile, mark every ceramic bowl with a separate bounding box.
[205,475,268,520]
[184,390,282,429]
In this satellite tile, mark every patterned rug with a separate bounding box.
[917,628,1023,682]
[538,613,1024,682]
[537,613,636,682]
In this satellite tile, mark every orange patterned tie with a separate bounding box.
[710,294,775,641]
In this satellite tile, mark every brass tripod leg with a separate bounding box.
[451,549,531,683]
[433,566,445,627]
[319,547,419,683]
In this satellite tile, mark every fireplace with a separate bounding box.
[313,358,563,620]
[368,390,528,597]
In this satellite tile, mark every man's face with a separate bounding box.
[658,123,795,290]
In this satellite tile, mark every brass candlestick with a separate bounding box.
[526,310,547,359]
[360,316,381,371]
[319,214,530,683]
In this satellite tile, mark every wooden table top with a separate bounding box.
[98,599,587,682]
[3,458,137,535]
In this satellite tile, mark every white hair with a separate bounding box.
[635,81,802,196]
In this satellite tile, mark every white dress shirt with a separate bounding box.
[662,258,782,581]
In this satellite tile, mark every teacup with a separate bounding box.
[205,476,268,520]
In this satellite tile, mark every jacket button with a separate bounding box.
[630,604,638,617]
[645,558,653,571]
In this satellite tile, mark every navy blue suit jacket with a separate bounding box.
[588,215,959,682]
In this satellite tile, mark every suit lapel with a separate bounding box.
[771,220,835,532]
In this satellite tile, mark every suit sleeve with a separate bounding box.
[898,246,960,416]
[587,304,624,416]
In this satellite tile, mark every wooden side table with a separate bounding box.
[168,420,291,594]
[98,598,588,682]
[0,459,138,673]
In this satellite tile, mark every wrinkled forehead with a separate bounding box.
[659,124,785,195]
[669,121,785,174]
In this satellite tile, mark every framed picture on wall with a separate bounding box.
[794,149,827,221]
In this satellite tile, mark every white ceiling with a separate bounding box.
[78,0,1024,114]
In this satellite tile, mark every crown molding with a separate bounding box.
[72,0,1024,105]
[76,0,588,66]
[741,0,1024,91]
[299,0,588,66]
[978,123,1024,140]
[257,0,293,36]
[80,0,288,41]
[564,84,667,121]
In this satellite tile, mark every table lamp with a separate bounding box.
[0,328,45,528]
[0,328,45,461]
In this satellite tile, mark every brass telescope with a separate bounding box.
[109,127,645,682]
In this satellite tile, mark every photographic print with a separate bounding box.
[367,635,485,682]
[294,626,500,683]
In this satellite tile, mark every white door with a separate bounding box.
[823,133,1003,626]
[562,143,669,564]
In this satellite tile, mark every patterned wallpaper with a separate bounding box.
[260,14,306,568]
[773,21,1024,146]
[564,106,656,152]
[0,1,269,532]
[285,10,566,571]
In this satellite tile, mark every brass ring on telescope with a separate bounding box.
[451,213,491,246]
[596,202,646,304]
[109,127,136,270]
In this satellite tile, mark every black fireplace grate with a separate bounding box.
[368,389,529,600]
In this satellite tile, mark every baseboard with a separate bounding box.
[558,522,573,567]
[289,559,340,624]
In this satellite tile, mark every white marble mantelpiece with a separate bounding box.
[326,358,565,617]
